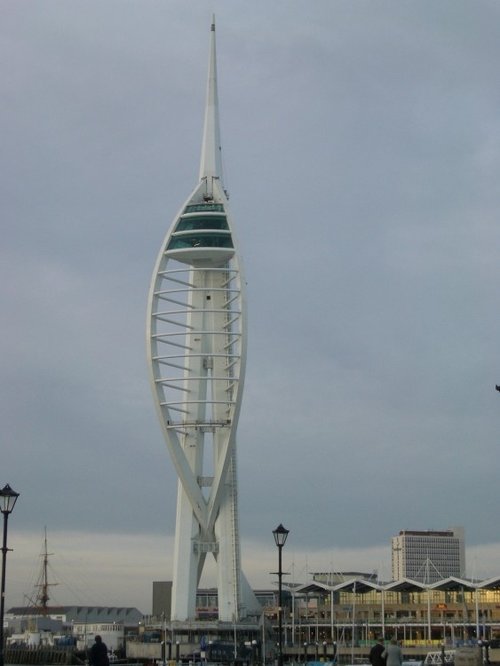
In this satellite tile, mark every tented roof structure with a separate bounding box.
[430,576,477,592]
[294,575,500,593]
[478,575,500,590]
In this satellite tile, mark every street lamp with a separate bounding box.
[273,524,289,666]
[0,484,20,666]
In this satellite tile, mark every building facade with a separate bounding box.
[284,578,500,646]
[392,528,466,582]
[145,577,500,661]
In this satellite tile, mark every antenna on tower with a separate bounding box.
[199,14,224,192]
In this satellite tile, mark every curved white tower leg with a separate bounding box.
[147,18,255,622]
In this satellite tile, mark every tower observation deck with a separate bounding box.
[146,18,258,622]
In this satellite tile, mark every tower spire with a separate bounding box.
[199,14,223,185]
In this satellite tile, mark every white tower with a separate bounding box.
[146,18,256,622]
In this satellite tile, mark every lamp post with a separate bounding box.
[273,524,289,666]
[161,613,167,666]
[0,484,20,666]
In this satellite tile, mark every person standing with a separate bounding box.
[369,637,386,666]
[382,639,403,666]
[90,635,110,666]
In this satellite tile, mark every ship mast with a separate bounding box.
[34,527,58,614]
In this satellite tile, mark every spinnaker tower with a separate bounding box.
[146,18,256,622]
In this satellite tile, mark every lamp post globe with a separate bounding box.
[273,524,289,548]
[0,484,20,666]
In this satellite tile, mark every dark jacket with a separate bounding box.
[90,638,109,666]
[369,642,386,666]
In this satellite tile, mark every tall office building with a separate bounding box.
[146,19,257,622]
[391,527,466,583]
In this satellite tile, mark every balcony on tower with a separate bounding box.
[166,201,234,266]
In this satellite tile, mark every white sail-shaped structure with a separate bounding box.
[146,18,256,622]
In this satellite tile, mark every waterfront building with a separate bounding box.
[150,576,500,642]
[392,528,466,582]
[146,18,257,622]
[287,575,500,645]
[5,606,142,651]
[6,606,143,626]
[141,576,500,664]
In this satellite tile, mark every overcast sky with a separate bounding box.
[2,1,500,614]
